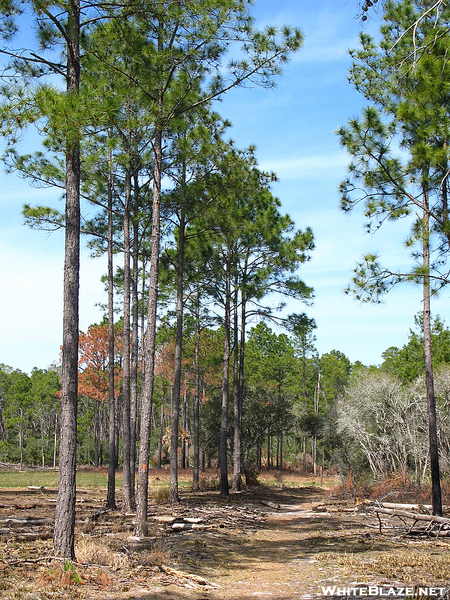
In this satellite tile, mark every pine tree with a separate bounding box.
[337,0,450,515]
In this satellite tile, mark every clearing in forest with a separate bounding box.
[0,469,448,600]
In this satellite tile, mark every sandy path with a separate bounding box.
[129,488,355,600]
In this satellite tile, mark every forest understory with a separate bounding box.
[0,470,449,600]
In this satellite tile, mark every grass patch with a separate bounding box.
[0,468,124,489]
[317,549,450,586]
[0,465,335,493]
[257,470,336,490]
[0,469,60,489]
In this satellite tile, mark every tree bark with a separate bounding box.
[94,399,100,467]
[135,124,162,537]
[422,198,442,516]
[106,140,116,510]
[99,403,104,466]
[302,344,307,475]
[232,282,242,491]
[53,413,58,469]
[181,389,187,468]
[280,432,283,471]
[169,206,186,503]
[238,298,246,472]
[53,0,80,561]
[122,167,133,513]
[219,249,231,496]
[192,291,201,492]
[157,400,164,470]
[130,169,140,507]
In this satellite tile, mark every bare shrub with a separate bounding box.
[151,485,170,503]
[75,535,129,567]
[199,475,219,491]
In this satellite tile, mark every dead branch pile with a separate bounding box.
[150,504,266,534]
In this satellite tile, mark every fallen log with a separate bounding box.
[171,522,213,531]
[380,502,430,511]
[184,517,203,524]
[370,506,450,525]
[47,497,86,504]
[378,502,437,513]
[15,532,53,542]
[0,517,53,526]
[367,505,450,537]
[153,516,177,524]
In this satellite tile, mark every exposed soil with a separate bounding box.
[0,479,449,600]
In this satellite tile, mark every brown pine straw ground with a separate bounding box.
[0,470,449,599]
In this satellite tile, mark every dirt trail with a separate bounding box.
[130,486,367,600]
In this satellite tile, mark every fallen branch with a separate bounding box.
[159,565,220,589]
[5,556,83,567]
[259,500,280,510]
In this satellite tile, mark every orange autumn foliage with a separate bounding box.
[78,324,123,402]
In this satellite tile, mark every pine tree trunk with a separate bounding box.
[239,301,246,463]
[422,200,442,516]
[106,141,116,509]
[115,398,120,472]
[181,389,187,468]
[192,291,201,492]
[122,168,133,513]
[302,346,307,475]
[53,0,80,560]
[157,401,164,470]
[41,419,45,468]
[99,404,104,466]
[219,251,231,496]
[276,434,279,470]
[313,375,320,476]
[135,125,162,537]
[280,432,283,471]
[53,413,58,470]
[94,399,100,467]
[302,434,307,475]
[169,207,186,502]
[232,284,242,491]
[130,170,140,507]
[19,415,23,469]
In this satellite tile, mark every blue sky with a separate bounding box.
[1,0,448,374]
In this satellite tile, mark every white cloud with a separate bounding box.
[260,153,349,180]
